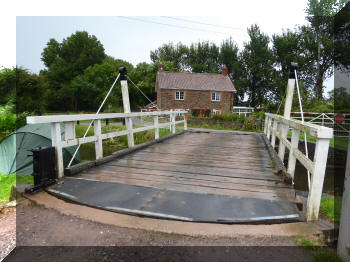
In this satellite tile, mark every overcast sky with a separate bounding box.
[2,0,334,93]
[16,13,309,73]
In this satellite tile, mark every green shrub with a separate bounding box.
[0,174,33,204]
[243,117,256,131]
[0,104,29,136]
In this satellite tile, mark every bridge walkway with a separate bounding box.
[48,131,302,223]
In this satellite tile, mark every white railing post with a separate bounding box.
[306,137,331,221]
[125,117,134,147]
[51,122,64,178]
[120,68,134,148]
[171,111,176,134]
[154,115,159,139]
[271,119,278,148]
[65,121,75,140]
[284,78,296,119]
[287,128,300,180]
[266,116,272,140]
[264,115,269,135]
[278,123,288,161]
[338,135,350,261]
[94,119,103,159]
[184,113,188,130]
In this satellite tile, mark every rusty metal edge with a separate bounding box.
[64,130,187,176]
[260,133,292,185]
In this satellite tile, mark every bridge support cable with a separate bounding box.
[67,73,121,168]
[127,76,160,111]
[294,69,311,190]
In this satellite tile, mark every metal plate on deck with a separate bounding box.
[48,177,301,223]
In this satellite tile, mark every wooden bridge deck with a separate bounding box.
[49,131,301,223]
[77,131,294,201]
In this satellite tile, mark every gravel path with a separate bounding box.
[0,207,16,261]
[0,200,315,261]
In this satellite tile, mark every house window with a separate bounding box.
[175,91,184,100]
[211,92,220,101]
[213,109,221,115]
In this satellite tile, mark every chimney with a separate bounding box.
[158,63,164,72]
[222,65,228,76]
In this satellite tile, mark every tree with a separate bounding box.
[129,61,178,109]
[241,25,275,107]
[0,68,16,105]
[218,38,245,103]
[334,1,350,73]
[187,41,220,73]
[71,58,134,111]
[304,0,347,100]
[150,42,189,71]
[16,68,47,114]
[41,31,106,110]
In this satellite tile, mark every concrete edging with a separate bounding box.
[23,191,322,238]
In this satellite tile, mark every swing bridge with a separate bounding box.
[26,68,333,223]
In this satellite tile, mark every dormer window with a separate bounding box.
[175,91,184,100]
[211,92,220,101]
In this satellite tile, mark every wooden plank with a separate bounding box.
[119,155,274,172]
[142,146,271,158]
[145,144,269,156]
[132,151,272,166]
[78,171,292,195]
[75,174,287,200]
[27,110,187,124]
[104,159,280,180]
[81,165,290,189]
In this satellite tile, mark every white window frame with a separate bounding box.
[175,91,184,101]
[211,92,221,102]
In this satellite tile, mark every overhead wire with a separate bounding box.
[127,76,160,111]
[117,16,247,37]
[162,16,245,32]
[67,73,121,168]
[294,69,311,189]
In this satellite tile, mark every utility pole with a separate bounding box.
[338,134,350,261]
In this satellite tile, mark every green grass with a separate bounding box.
[287,131,348,151]
[296,234,343,262]
[187,123,263,133]
[0,173,33,205]
[75,124,174,161]
[320,196,342,223]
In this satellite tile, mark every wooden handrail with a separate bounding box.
[26,110,188,179]
[27,110,187,124]
[264,113,333,221]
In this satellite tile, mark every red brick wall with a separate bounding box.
[157,89,233,115]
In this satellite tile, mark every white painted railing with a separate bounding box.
[291,112,350,138]
[264,113,333,221]
[27,110,188,178]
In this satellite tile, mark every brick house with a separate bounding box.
[155,64,236,117]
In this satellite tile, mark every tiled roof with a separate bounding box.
[156,71,236,92]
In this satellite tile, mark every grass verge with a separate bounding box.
[0,173,33,205]
[287,131,348,151]
[320,196,342,223]
[296,234,343,262]
[75,124,174,161]
[187,123,263,133]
